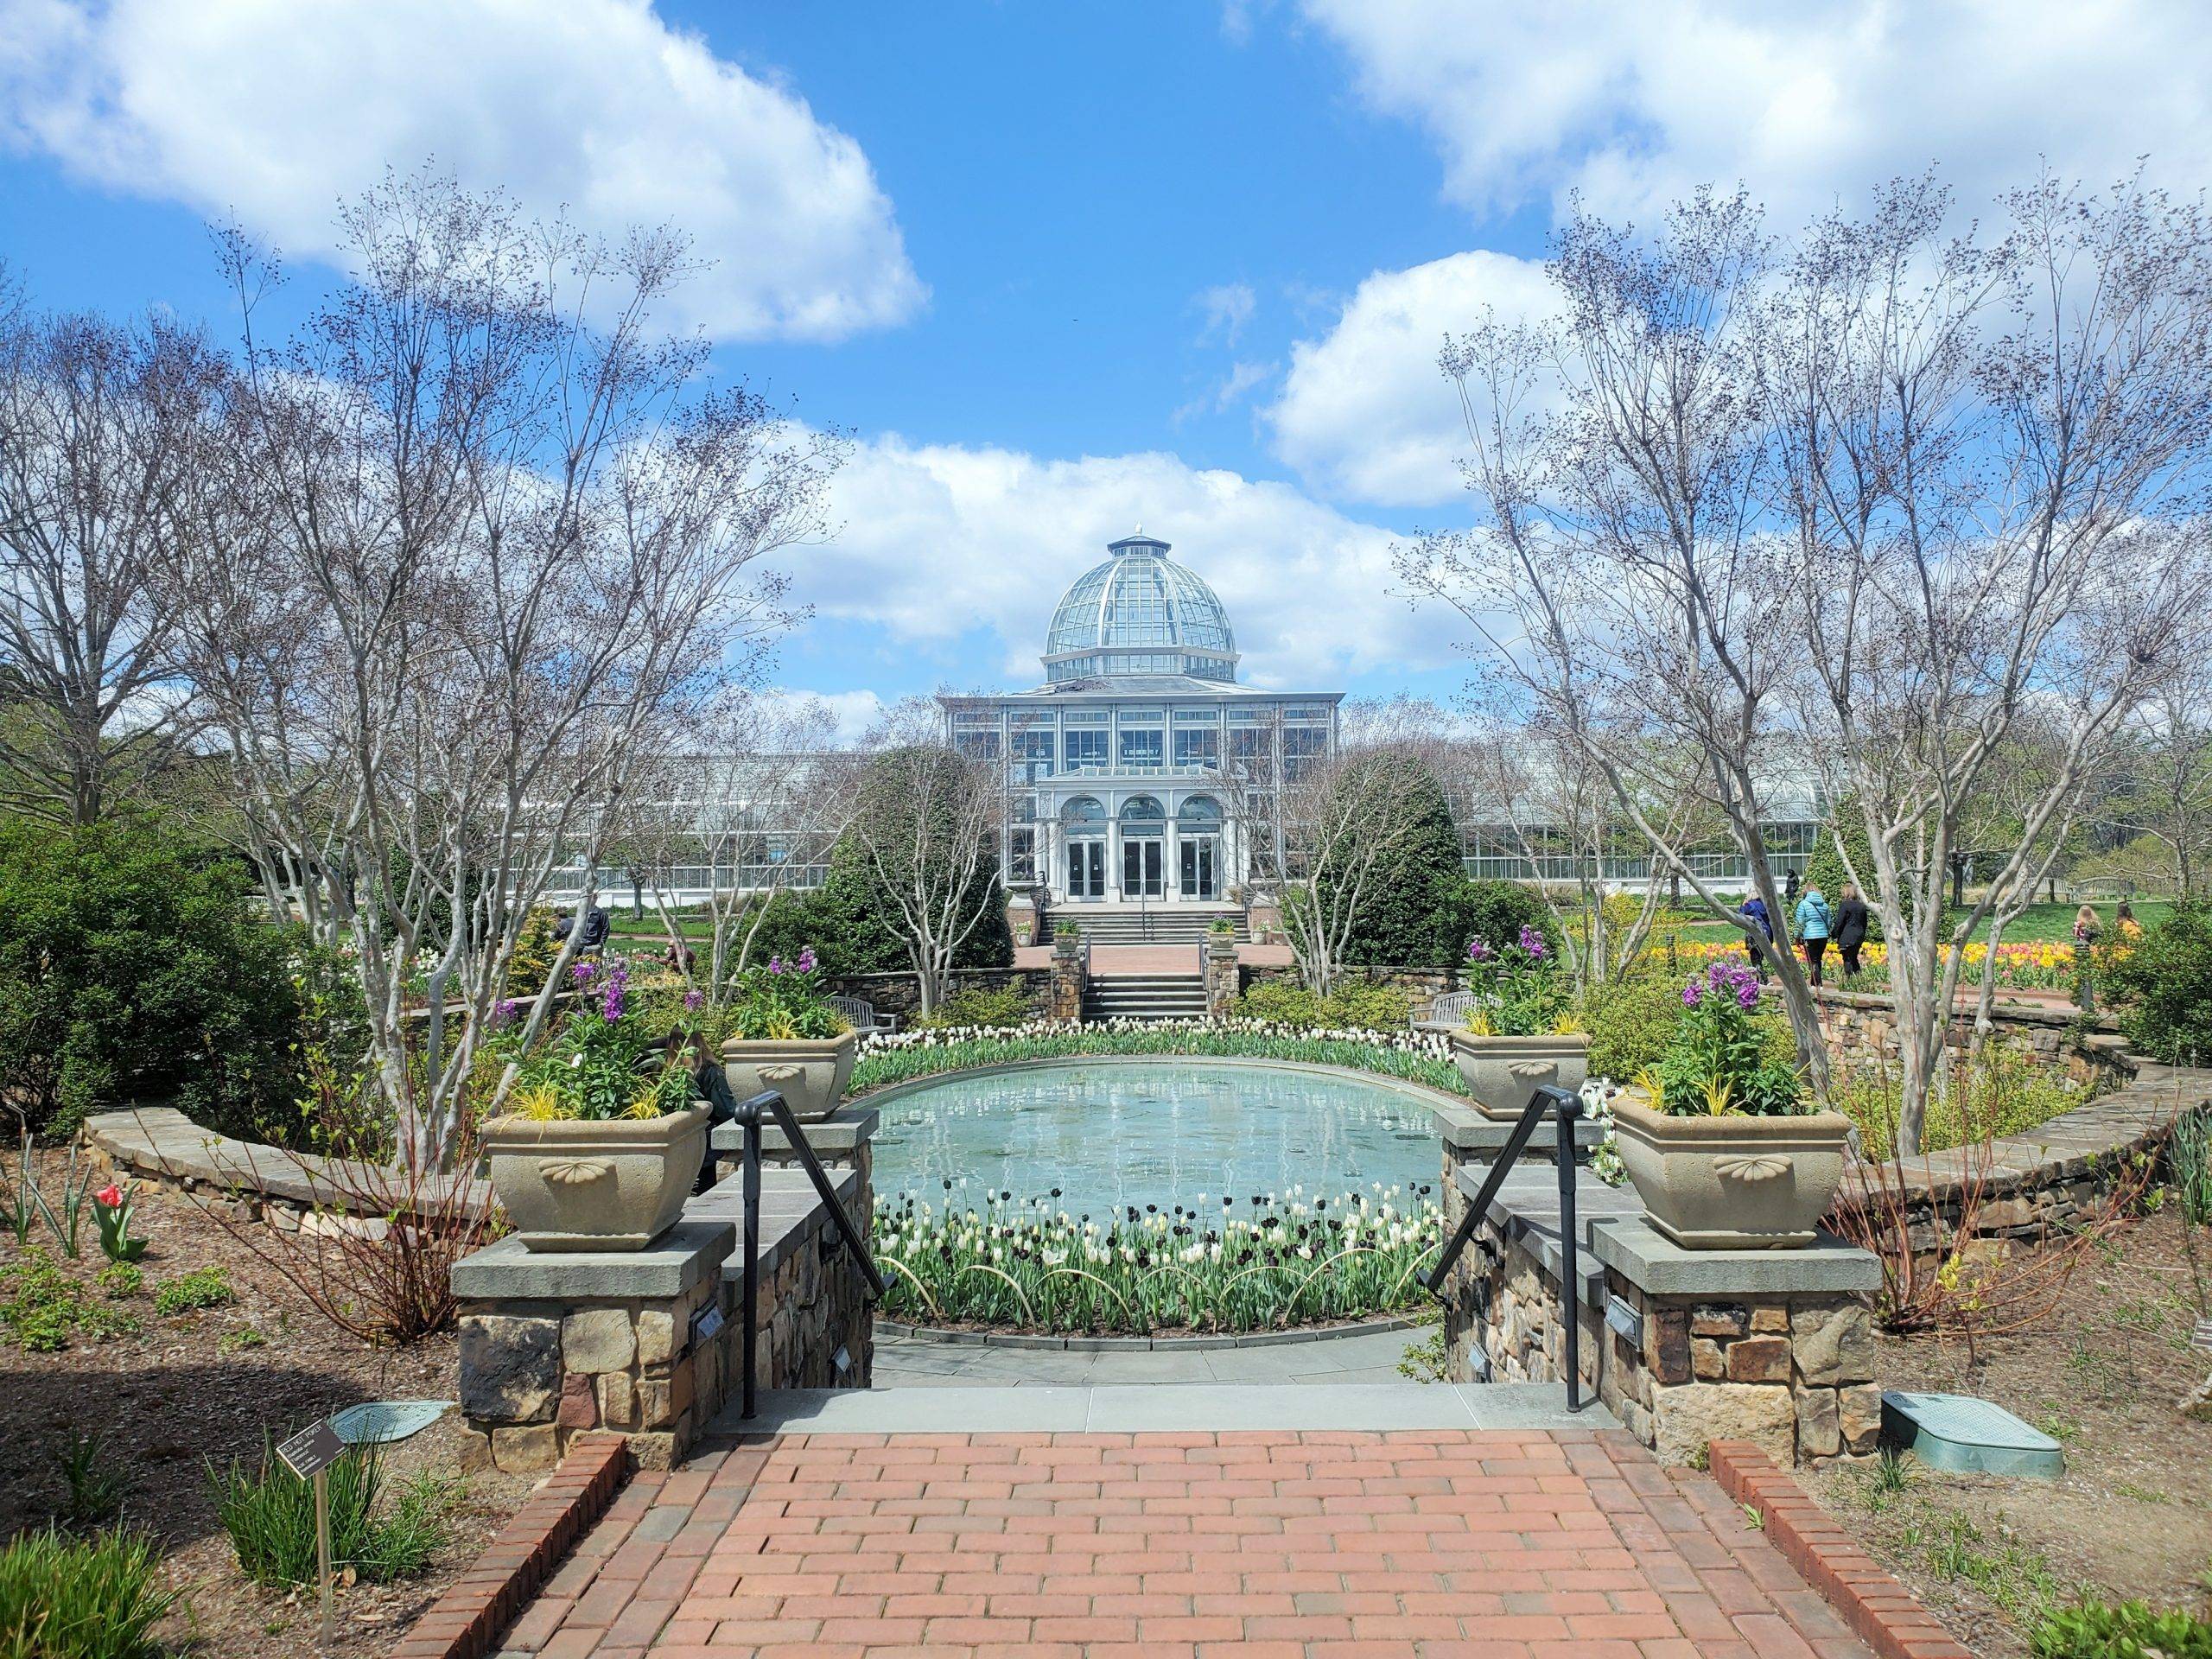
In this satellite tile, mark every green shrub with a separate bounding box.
[0,1249,141,1352]
[0,1526,178,1659]
[1834,1040,2094,1160]
[94,1262,141,1300]
[914,985,1033,1030]
[1584,972,1690,1081]
[0,813,307,1139]
[152,1267,233,1317]
[2030,1596,2212,1658]
[209,1439,454,1587]
[2171,1104,2212,1226]
[1231,980,1414,1030]
[2106,899,2212,1064]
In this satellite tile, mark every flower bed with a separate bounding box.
[1646,937,2090,992]
[850,1019,1463,1099]
[874,1186,1443,1335]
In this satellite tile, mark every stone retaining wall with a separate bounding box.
[1437,1166,1881,1468]
[1812,987,2132,1088]
[451,1166,874,1472]
[823,968,1054,1022]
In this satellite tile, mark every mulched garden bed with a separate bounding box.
[0,1148,535,1658]
[1805,1205,2212,1658]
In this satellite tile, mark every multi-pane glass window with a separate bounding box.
[1012,728,1055,777]
[1283,727,1327,781]
[1007,826,1038,883]
[1173,728,1217,769]
[1118,728,1164,768]
[1065,729,1110,769]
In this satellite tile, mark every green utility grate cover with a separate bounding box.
[330,1400,451,1446]
[1880,1390,2063,1478]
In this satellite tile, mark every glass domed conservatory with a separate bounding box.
[941,532,1342,905]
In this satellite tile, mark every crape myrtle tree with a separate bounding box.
[1406,171,2212,1153]
[1762,173,2212,1153]
[0,305,219,824]
[843,699,1013,1015]
[157,172,842,1166]
[1402,188,1839,1100]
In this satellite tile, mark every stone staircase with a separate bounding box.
[1082,971,1210,1024]
[1059,904,1248,945]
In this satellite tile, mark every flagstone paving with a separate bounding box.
[501,1424,1875,1658]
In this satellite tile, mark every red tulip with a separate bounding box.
[95,1183,123,1208]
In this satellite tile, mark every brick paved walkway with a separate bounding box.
[505,1427,1873,1658]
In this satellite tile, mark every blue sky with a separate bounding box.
[7,0,2209,733]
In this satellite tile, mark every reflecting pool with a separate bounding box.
[870,1059,1441,1218]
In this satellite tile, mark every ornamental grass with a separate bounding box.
[873,1185,1444,1335]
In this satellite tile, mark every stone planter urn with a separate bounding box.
[720,1029,858,1122]
[1610,1095,1854,1249]
[482,1106,709,1252]
[1448,1031,1590,1122]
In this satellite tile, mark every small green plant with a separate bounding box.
[0,1525,179,1659]
[0,1249,141,1352]
[1396,1307,1450,1382]
[152,1266,234,1316]
[93,1262,142,1300]
[53,1428,132,1530]
[1857,1447,1921,1512]
[23,1141,99,1258]
[2171,1103,2212,1227]
[218,1327,269,1354]
[209,1437,454,1587]
[2030,1595,2212,1658]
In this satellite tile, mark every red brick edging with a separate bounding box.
[1708,1440,1974,1659]
[393,1432,631,1659]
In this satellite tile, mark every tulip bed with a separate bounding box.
[1648,936,2088,991]
[873,1185,1446,1335]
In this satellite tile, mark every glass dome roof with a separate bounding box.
[1042,534,1239,683]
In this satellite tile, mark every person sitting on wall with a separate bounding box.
[662,1028,739,1194]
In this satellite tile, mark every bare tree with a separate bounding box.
[1764,173,2212,1151]
[2107,658,2212,897]
[844,697,1006,1015]
[0,309,216,823]
[1277,703,1461,996]
[634,696,856,998]
[1402,188,1837,1095]
[1408,171,2212,1152]
[157,171,842,1166]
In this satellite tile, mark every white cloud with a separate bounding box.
[1194,282,1258,346]
[1298,0,2212,228]
[791,435,1460,690]
[0,0,923,340]
[755,687,887,747]
[1267,250,1557,507]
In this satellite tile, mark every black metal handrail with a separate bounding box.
[1423,1084,1587,1413]
[732,1089,887,1421]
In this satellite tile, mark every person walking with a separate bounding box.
[1785,869,1802,910]
[1740,893,1776,983]
[1834,883,1870,981]
[2073,903,2103,1014]
[1795,884,1834,987]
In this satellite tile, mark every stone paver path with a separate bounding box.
[508,1427,1872,1658]
[874,1325,1426,1388]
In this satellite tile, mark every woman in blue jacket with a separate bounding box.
[1794,887,1834,987]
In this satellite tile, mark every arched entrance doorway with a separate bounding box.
[1176,795,1223,900]
[1063,796,1107,900]
[1119,795,1166,899]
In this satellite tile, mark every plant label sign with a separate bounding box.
[277,1417,345,1481]
[2193,1316,2212,1354]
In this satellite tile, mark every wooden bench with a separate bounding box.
[830,994,898,1033]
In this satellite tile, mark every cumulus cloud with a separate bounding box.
[789,436,1460,690]
[1297,0,2212,228]
[0,0,924,340]
[1267,250,1557,507]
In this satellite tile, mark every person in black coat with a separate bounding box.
[1834,883,1871,979]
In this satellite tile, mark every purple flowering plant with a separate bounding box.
[1652,960,1802,1116]
[730,944,848,1041]
[1461,921,1570,1035]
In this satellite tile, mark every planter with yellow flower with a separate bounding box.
[1609,960,1852,1249]
[482,977,709,1251]
[717,948,855,1123]
[1448,925,1588,1119]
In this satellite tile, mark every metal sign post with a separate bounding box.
[277,1418,345,1650]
